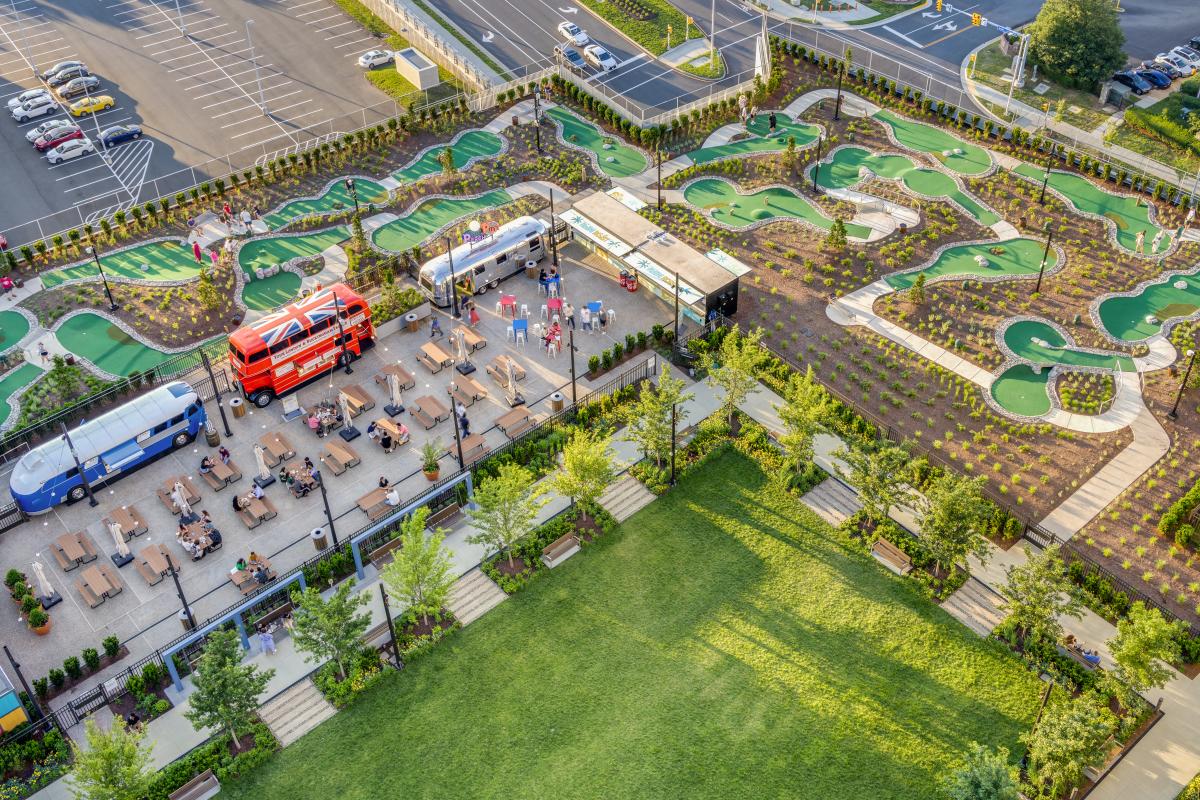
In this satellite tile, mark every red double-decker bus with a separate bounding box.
[228,283,374,407]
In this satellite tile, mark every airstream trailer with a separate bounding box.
[9,381,207,514]
[419,216,548,307]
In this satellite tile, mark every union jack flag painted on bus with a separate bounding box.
[251,289,345,346]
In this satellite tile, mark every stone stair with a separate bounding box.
[447,568,507,627]
[258,678,337,747]
[940,576,1007,637]
[598,474,656,523]
[799,477,862,527]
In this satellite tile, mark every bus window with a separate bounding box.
[348,303,364,315]
[229,344,246,363]
[187,403,200,416]
[311,317,333,334]
[269,340,289,356]
[496,252,508,265]
[249,349,269,364]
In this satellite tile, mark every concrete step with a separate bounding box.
[447,568,507,627]
[800,478,862,527]
[941,577,1007,637]
[259,678,336,747]
[599,475,656,523]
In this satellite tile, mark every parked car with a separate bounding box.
[68,95,114,117]
[56,76,101,100]
[7,88,49,111]
[557,21,589,47]
[1112,71,1152,95]
[1140,60,1180,80]
[1172,46,1200,69]
[0,234,7,250]
[1155,52,1195,76]
[356,49,393,69]
[1135,68,1171,88]
[40,60,85,81]
[553,44,587,72]
[25,117,69,142]
[11,96,57,122]
[44,137,94,165]
[46,65,89,88]
[98,124,142,148]
[1190,35,1200,51]
[584,44,618,72]
[34,125,82,152]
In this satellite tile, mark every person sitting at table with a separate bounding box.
[366,420,380,440]
[1082,649,1102,665]
[378,476,389,488]
[303,456,315,472]
[182,539,202,561]
[233,494,247,512]
[251,482,265,500]
[177,521,190,537]
[380,431,394,454]
[218,446,231,464]
[207,529,222,549]
[199,456,214,474]
[396,422,409,442]
[385,487,401,507]
[307,412,321,435]
[235,557,247,572]
[249,550,262,563]
[538,267,548,283]
[254,567,270,585]
[200,510,214,531]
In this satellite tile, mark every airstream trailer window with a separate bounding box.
[473,265,486,275]
[420,273,435,294]
[527,236,540,249]
[496,252,508,264]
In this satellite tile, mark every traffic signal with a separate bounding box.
[971,12,981,25]
[936,0,942,11]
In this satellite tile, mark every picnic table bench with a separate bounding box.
[236,494,279,529]
[410,395,449,430]
[158,477,202,514]
[870,538,913,576]
[541,532,580,568]
[168,769,219,800]
[454,325,487,352]
[497,407,536,439]
[322,440,360,475]
[258,432,296,466]
[373,363,416,391]
[136,544,176,586]
[106,505,148,540]
[201,459,241,491]
[417,341,453,373]
[486,355,525,387]
[340,384,375,417]
[357,487,394,521]
[231,558,276,595]
[76,563,122,609]
[374,416,410,445]
[447,381,476,408]
[53,531,98,571]
[368,536,404,567]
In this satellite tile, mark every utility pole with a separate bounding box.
[657,149,663,209]
[200,351,232,437]
[315,467,339,544]
[548,187,559,268]
[1169,349,1198,420]
[1034,222,1053,294]
[169,556,196,629]
[245,20,268,116]
[60,423,97,507]
[568,327,577,406]
[86,245,118,311]
[4,646,42,721]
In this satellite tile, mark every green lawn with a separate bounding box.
[223,450,1040,800]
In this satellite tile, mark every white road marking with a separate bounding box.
[882,24,926,49]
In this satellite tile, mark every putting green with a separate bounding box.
[545,106,647,178]
[1096,268,1200,342]
[392,130,504,183]
[1013,164,1162,253]
[873,110,991,176]
[813,146,998,226]
[55,314,174,377]
[688,113,820,165]
[0,363,42,427]
[237,227,347,312]
[41,241,200,288]
[991,364,1052,417]
[0,311,30,350]
[1002,319,1134,372]
[885,238,1055,290]
[263,178,390,230]
[370,189,512,253]
[683,178,872,238]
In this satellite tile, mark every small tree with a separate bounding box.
[834,441,914,529]
[291,580,372,682]
[1022,692,1117,799]
[784,135,798,177]
[825,218,848,251]
[553,430,616,523]
[68,718,154,800]
[997,544,1082,646]
[196,268,220,310]
[351,213,366,249]
[700,326,763,428]
[622,364,693,468]
[1108,601,1185,696]
[184,629,274,751]
[916,472,991,575]
[381,506,455,626]
[1027,0,1125,90]
[908,272,927,304]
[775,365,828,466]
[439,146,456,175]
[468,463,548,569]
[943,743,1019,800]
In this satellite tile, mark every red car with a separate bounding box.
[34,126,82,153]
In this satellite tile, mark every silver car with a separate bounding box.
[11,95,56,122]
[25,117,69,142]
[7,88,48,111]
[57,76,101,100]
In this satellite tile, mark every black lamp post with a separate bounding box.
[332,293,353,374]
[1038,162,1051,205]
[834,63,844,121]
[568,327,577,407]
[533,84,542,153]
[657,148,663,209]
[812,134,823,194]
[86,245,118,311]
[3,646,41,722]
[669,404,677,486]
[316,463,339,544]
[445,235,461,319]
[344,177,359,215]
[452,407,466,470]
[200,351,232,438]
[169,555,196,629]
[1169,348,1198,420]
[549,187,559,269]
[60,423,97,507]
[1034,222,1053,294]
[379,584,402,667]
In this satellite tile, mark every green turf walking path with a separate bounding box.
[370,190,512,253]
[1012,164,1162,253]
[263,178,390,230]
[1003,319,1134,372]
[885,238,1055,290]
[0,311,30,351]
[55,314,174,377]
[42,241,201,288]
[0,363,42,427]
[683,178,871,238]
[688,113,820,165]
[237,226,347,311]
[1096,268,1200,342]
[392,130,504,183]
[545,107,647,178]
[991,364,1052,417]
[873,110,991,175]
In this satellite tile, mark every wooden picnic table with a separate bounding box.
[210,460,239,484]
[452,433,490,466]
[458,374,488,400]
[374,363,416,391]
[106,505,147,539]
[340,384,375,416]
[486,355,526,387]
[258,432,296,466]
[80,565,117,598]
[158,477,201,514]
[497,407,536,438]
[454,326,487,352]
[357,487,392,520]
[139,545,174,577]
[415,395,450,422]
[56,532,86,563]
[375,417,410,442]
[230,557,274,594]
[418,341,453,372]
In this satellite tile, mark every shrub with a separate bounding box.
[32,677,48,701]
[611,343,623,361]
[601,351,613,369]
[102,635,120,658]
[1177,523,1195,549]
[141,662,163,688]
[82,647,100,672]
[47,668,65,689]
[588,355,600,374]
[124,673,145,696]
[62,657,82,680]
[4,569,23,589]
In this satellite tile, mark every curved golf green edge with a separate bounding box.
[237,226,348,312]
[1003,319,1135,373]
[813,146,999,226]
[1012,164,1161,253]
[370,190,513,253]
[41,240,201,288]
[689,113,821,165]
[885,238,1056,290]
[263,178,390,230]
[0,363,43,427]
[1096,268,1200,342]
[393,130,504,183]
[873,110,991,176]
[545,106,647,178]
[991,364,1052,417]
[55,314,175,377]
[683,178,872,239]
[0,311,30,351]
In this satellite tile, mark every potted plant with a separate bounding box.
[27,608,50,635]
[4,569,24,591]
[10,579,28,604]
[421,440,442,482]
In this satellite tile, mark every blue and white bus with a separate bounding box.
[10,381,207,514]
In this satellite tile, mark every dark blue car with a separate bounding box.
[98,124,142,149]
[1112,71,1152,95]
[1135,69,1171,88]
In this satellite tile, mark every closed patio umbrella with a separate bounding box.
[31,562,53,598]
[388,371,404,409]
[109,520,130,557]
[172,481,192,517]
[339,393,353,427]
[254,444,271,482]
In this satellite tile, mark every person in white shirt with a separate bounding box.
[251,483,265,499]
[384,487,401,506]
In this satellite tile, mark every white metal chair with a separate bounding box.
[506,327,515,341]
[520,303,529,318]
[494,301,503,315]
[540,304,549,320]
[533,322,543,339]
[547,341,558,359]
[607,308,616,325]
[515,329,527,346]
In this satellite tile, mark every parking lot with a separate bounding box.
[0,0,392,245]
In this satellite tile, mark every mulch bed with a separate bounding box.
[40,645,130,705]
[107,677,173,724]
[402,612,459,638]
[491,556,531,578]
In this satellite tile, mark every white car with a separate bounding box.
[557,21,589,48]
[45,137,94,165]
[25,117,69,142]
[584,44,618,71]
[1171,46,1200,69]
[357,49,393,69]
[11,96,57,122]
[7,88,48,111]
[1156,52,1195,76]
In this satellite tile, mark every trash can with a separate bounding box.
[404,312,420,333]
[179,609,194,632]
[204,418,220,447]
[229,397,246,419]
[310,527,328,551]
[550,391,564,413]
[525,260,538,278]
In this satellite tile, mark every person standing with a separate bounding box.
[259,627,276,655]
[768,111,777,135]
[563,301,576,330]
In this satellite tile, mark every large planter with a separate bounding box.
[423,468,440,482]
[375,301,432,338]
[32,619,51,636]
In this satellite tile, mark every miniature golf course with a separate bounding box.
[0,312,30,351]
[545,106,647,178]
[0,363,42,427]
[1002,319,1134,372]
[885,238,1056,290]
[370,189,512,253]
[684,178,872,238]
[392,130,504,183]
[688,113,821,165]
[237,226,348,311]
[1012,164,1161,253]
[41,240,201,288]
[873,110,991,176]
[812,146,998,226]
[991,365,1052,417]
[55,314,174,377]
[1096,268,1200,342]
[262,178,390,230]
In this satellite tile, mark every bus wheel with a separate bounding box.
[67,486,87,503]
[250,390,274,408]
[172,431,193,448]
[475,283,488,295]
[488,279,499,290]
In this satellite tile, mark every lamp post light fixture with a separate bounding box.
[315,463,339,544]
[85,246,118,311]
[169,555,196,629]
[834,63,844,121]
[548,187,559,269]
[533,83,542,153]
[344,177,359,216]
[1034,222,1053,295]
[60,423,98,507]
[445,235,461,319]
[1039,160,1051,205]
[812,134,823,194]
[1169,348,1198,420]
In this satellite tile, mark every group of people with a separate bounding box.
[541,320,562,351]
[367,420,409,453]
[306,405,343,438]
[281,457,321,497]
[234,551,272,586]
[233,482,266,513]
[198,447,233,476]
[219,201,264,235]
[177,510,221,561]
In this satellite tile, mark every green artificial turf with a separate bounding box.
[221,450,1040,800]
